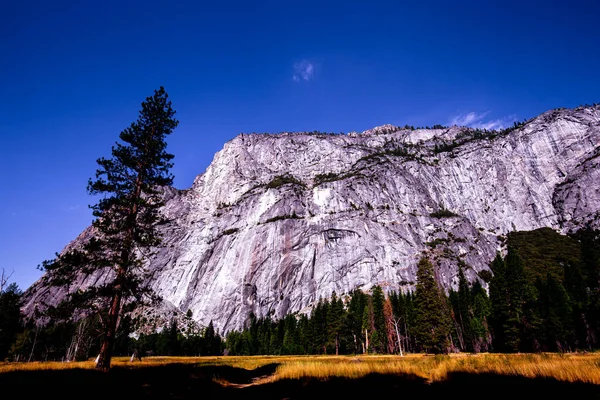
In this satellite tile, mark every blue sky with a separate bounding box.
[1,0,599,290]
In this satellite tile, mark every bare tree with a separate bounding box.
[392,317,404,357]
[0,268,14,292]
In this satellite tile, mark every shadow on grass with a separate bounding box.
[1,364,598,399]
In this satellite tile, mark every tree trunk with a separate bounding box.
[581,312,595,350]
[393,318,404,357]
[95,288,123,372]
[66,319,88,362]
[453,312,465,351]
[364,328,369,353]
[28,326,39,362]
[96,175,142,372]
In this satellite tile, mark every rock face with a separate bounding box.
[22,105,600,334]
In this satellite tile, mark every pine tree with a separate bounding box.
[405,291,417,352]
[371,285,387,353]
[489,248,535,352]
[469,280,492,353]
[41,87,178,371]
[489,252,509,351]
[503,247,528,351]
[158,317,180,356]
[536,273,573,351]
[362,297,374,353]
[391,289,416,353]
[413,256,452,354]
[205,320,218,355]
[449,263,476,352]
[297,314,310,354]
[577,228,600,349]
[309,297,329,354]
[0,271,23,360]
[345,289,367,354]
[282,314,300,354]
[456,263,472,349]
[327,291,344,355]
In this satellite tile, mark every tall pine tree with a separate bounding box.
[489,248,535,352]
[489,253,509,351]
[327,291,344,355]
[346,289,367,354]
[41,87,178,371]
[413,256,452,354]
[371,285,387,353]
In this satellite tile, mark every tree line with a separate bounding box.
[225,228,600,355]
[224,257,487,355]
[1,226,598,360]
[0,297,224,362]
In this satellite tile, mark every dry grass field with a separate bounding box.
[1,353,599,399]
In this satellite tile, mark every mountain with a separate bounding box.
[21,105,600,334]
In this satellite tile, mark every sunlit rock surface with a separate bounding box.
[22,105,600,334]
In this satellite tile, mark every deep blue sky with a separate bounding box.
[2,0,599,291]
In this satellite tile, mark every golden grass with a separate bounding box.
[269,353,600,385]
[1,353,599,386]
[0,356,208,373]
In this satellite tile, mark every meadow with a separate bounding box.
[1,352,599,399]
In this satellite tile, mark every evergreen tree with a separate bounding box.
[413,256,452,354]
[577,228,600,349]
[181,311,203,356]
[282,314,301,355]
[309,297,329,354]
[562,259,589,349]
[391,289,416,353]
[269,319,282,354]
[456,263,472,350]
[167,317,180,356]
[0,276,23,360]
[205,320,220,355]
[469,280,492,352]
[504,247,528,351]
[371,285,387,353]
[297,314,311,354]
[41,87,178,371]
[449,263,489,353]
[362,296,374,353]
[346,289,367,354]
[225,330,242,355]
[259,317,273,354]
[535,273,573,351]
[157,317,180,356]
[327,291,344,355]
[489,248,537,352]
[240,330,253,355]
[489,253,509,351]
[405,291,417,352]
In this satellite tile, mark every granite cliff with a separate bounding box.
[22,105,600,334]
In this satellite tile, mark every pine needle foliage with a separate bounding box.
[41,86,178,371]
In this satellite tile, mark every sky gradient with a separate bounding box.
[2,0,599,290]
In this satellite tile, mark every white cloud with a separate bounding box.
[449,111,516,131]
[292,60,315,82]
